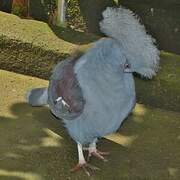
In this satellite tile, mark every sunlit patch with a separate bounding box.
[168,167,178,178]
[4,152,23,159]
[132,104,147,123]
[0,112,17,119]
[133,104,147,116]
[16,129,63,150]
[105,133,138,147]
[26,113,33,117]
[17,145,39,151]
[40,128,63,147]
[177,135,180,140]
[161,51,173,57]
[0,169,42,180]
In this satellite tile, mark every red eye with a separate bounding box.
[124,63,130,68]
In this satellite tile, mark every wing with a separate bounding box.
[48,58,85,120]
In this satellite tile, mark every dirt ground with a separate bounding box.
[0,70,180,180]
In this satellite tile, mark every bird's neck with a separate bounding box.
[123,73,135,97]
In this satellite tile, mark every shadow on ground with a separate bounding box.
[50,25,99,45]
[0,101,180,180]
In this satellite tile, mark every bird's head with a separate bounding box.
[100,7,160,79]
[96,38,134,76]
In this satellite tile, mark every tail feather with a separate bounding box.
[26,87,48,106]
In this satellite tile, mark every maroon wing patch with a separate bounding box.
[48,59,85,120]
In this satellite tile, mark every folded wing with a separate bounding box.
[48,58,85,120]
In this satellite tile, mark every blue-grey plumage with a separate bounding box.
[26,87,48,106]
[61,38,136,145]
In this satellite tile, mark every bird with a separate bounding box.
[26,6,160,176]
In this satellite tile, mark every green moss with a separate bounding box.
[78,0,116,34]
[11,4,27,17]
[66,0,86,31]
[0,36,66,79]
[50,25,99,45]
[0,11,75,53]
[65,0,116,33]
[135,51,180,112]
[0,11,98,79]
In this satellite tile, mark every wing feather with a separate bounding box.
[48,58,85,120]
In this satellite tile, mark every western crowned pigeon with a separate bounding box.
[27,7,160,176]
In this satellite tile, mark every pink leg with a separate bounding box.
[87,139,110,162]
[70,142,100,176]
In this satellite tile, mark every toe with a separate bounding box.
[97,150,110,156]
[70,162,100,177]
[88,151,109,162]
[70,163,86,172]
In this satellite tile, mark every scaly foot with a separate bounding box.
[88,149,110,162]
[70,162,100,176]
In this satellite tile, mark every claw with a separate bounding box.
[88,150,109,162]
[70,163,100,176]
[72,142,100,176]
[96,150,110,156]
[87,139,110,162]
[87,149,110,162]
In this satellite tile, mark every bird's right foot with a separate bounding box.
[88,149,110,162]
[70,162,100,176]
